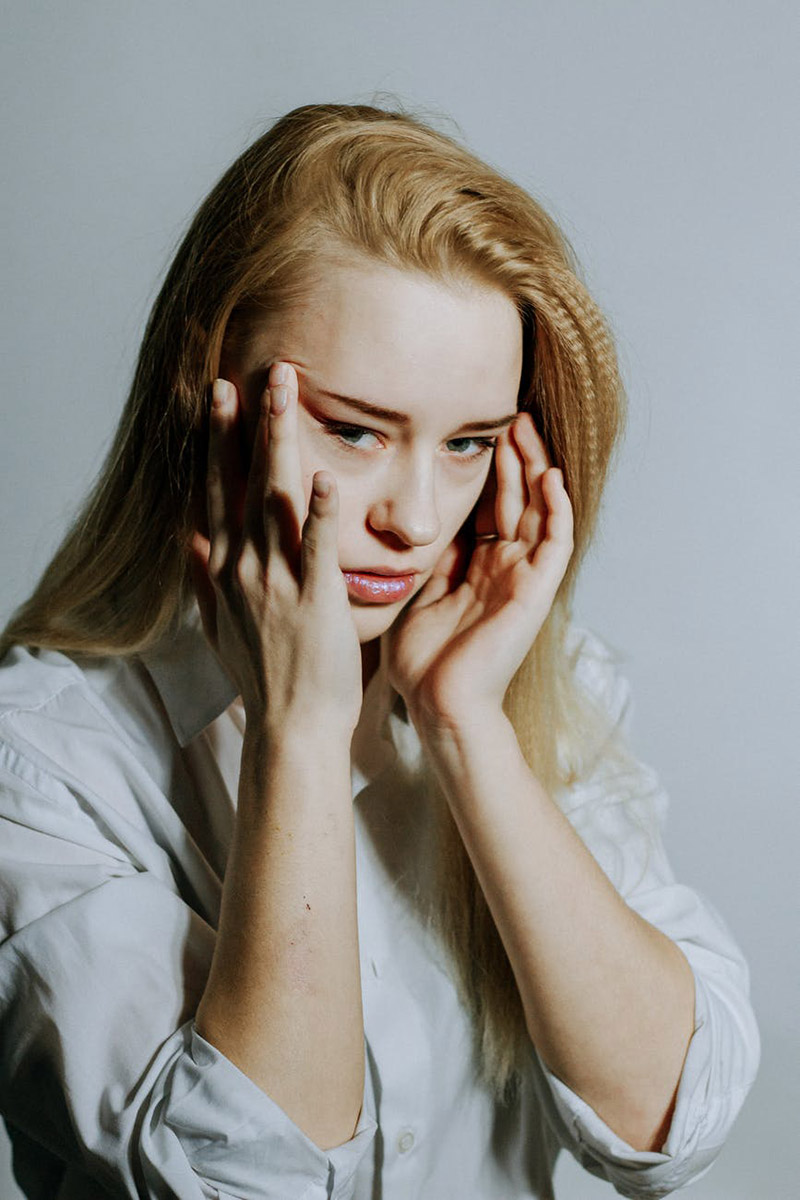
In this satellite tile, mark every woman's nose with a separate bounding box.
[367,466,441,547]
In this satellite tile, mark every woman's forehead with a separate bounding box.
[236,260,523,412]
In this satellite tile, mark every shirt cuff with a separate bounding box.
[536,971,735,1198]
[140,1021,377,1200]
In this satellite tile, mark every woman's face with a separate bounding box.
[222,256,523,643]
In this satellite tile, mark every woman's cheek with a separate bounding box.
[298,443,356,523]
[297,424,332,507]
[459,461,494,513]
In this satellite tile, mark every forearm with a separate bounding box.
[196,723,364,1151]
[415,708,695,1152]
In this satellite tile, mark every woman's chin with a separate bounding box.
[351,600,404,643]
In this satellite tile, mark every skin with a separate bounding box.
[221,256,527,652]
[192,254,695,1154]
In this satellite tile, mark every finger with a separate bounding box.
[403,531,471,615]
[206,379,244,576]
[513,413,552,546]
[493,420,526,541]
[300,471,341,595]
[241,386,270,548]
[263,362,307,568]
[188,530,218,649]
[526,468,574,570]
[430,531,471,589]
[409,570,471,618]
[512,410,551,478]
[471,466,498,539]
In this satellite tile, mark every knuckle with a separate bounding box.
[263,485,286,514]
[302,513,330,551]
[233,551,259,594]
[302,530,320,558]
[264,557,292,595]
[264,428,281,455]
[217,557,238,592]
[207,559,224,588]
[207,545,229,583]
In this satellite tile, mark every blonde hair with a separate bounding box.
[2,101,638,1101]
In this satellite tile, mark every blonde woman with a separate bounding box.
[0,103,758,1199]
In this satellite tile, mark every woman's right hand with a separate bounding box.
[189,361,363,737]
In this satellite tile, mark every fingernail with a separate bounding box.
[212,379,229,409]
[271,361,290,384]
[271,385,288,414]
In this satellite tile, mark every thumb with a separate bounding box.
[432,529,472,586]
[406,535,469,612]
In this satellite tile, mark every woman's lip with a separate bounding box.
[342,571,417,604]
[343,567,419,576]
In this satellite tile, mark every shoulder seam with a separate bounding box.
[0,675,87,728]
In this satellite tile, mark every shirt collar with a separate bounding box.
[139,605,410,750]
[139,607,239,747]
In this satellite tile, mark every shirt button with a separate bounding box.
[397,1128,416,1154]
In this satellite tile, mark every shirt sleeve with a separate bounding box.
[529,627,760,1199]
[0,734,376,1200]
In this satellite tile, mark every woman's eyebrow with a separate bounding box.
[314,386,518,434]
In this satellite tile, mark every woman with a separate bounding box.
[0,102,758,1198]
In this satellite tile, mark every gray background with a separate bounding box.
[1,2,797,1196]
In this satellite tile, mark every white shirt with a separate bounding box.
[0,615,759,1199]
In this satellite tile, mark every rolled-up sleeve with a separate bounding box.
[531,629,760,1198]
[0,740,377,1198]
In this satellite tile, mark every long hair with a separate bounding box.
[2,101,639,1101]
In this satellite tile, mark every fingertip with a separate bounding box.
[270,385,288,416]
[511,410,533,438]
[212,379,232,410]
[547,468,567,505]
[269,360,294,388]
[312,471,333,500]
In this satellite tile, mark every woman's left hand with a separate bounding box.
[385,411,573,730]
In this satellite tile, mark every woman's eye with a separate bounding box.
[322,422,497,462]
[446,436,498,461]
[323,423,379,450]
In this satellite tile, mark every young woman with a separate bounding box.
[0,102,758,1199]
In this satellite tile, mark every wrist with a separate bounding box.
[242,705,357,750]
[410,706,523,819]
[409,700,512,751]
[240,719,354,789]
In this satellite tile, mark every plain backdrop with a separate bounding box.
[1,2,797,1197]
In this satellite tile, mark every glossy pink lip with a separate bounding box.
[343,566,419,576]
[342,570,417,604]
